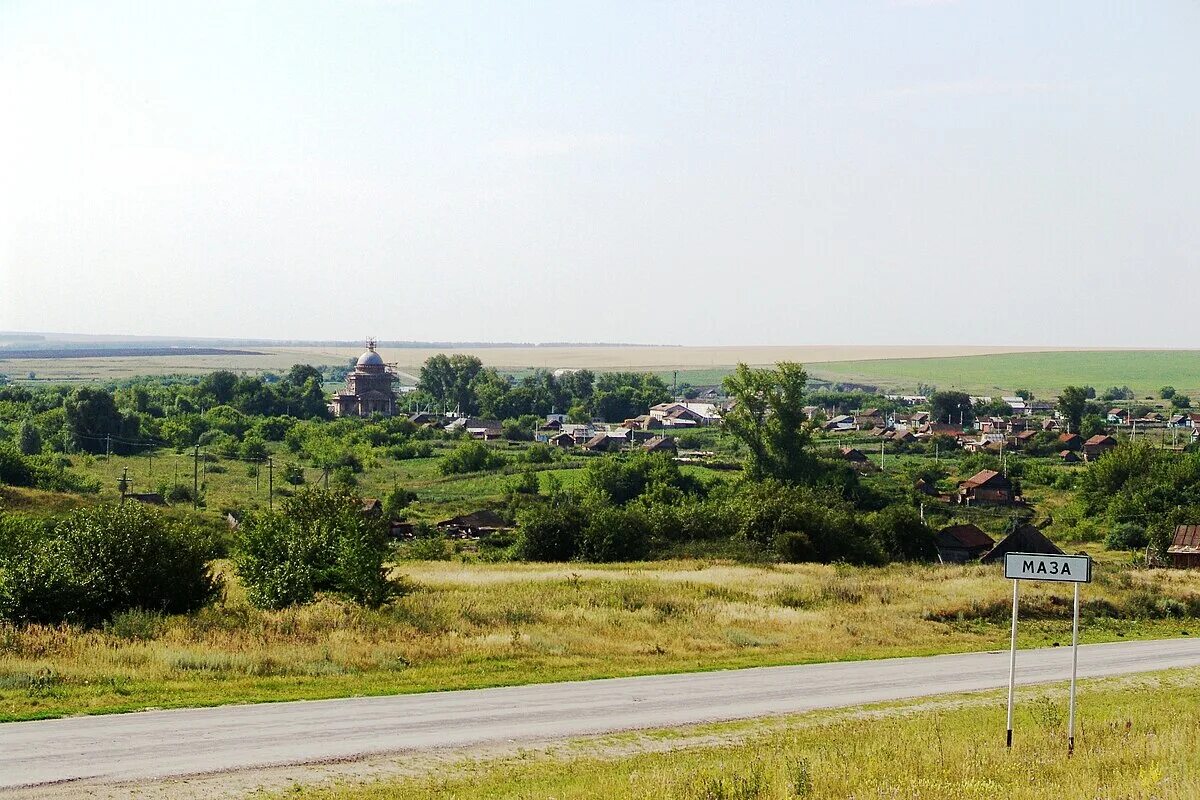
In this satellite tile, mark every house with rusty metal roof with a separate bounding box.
[1083,434,1118,461]
[1168,525,1200,568]
[935,524,995,564]
[957,469,1014,505]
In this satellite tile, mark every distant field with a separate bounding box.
[9,343,1200,397]
[2,344,1067,384]
[809,350,1200,397]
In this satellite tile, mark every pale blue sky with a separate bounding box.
[2,1,1198,345]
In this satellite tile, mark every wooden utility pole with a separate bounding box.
[192,445,200,509]
[268,457,274,510]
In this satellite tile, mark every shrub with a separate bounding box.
[439,441,507,475]
[515,501,586,561]
[0,503,222,625]
[1106,522,1149,551]
[233,488,402,609]
[577,504,649,562]
[773,531,815,563]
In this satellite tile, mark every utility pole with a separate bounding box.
[119,466,129,502]
[105,434,111,460]
[148,448,153,479]
[192,445,199,509]
[268,457,274,510]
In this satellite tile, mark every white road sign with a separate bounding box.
[1004,552,1091,584]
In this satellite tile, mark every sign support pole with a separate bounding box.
[1006,578,1019,748]
[1068,581,1080,755]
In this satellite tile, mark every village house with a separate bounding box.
[934,524,996,564]
[1168,525,1200,568]
[855,408,884,428]
[1011,430,1038,448]
[1083,434,1118,461]
[548,431,575,448]
[444,417,503,440]
[980,524,1063,563]
[648,402,721,426]
[1059,450,1081,463]
[582,431,629,453]
[822,414,855,432]
[1107,408,1129,425]
[839,447,868,464]
[642,435,677,454]
[957,469,1015,505]
[1058,433,1083,451]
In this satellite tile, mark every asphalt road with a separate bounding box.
[3,637,1199,791]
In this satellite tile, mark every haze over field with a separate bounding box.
[3,2,1199,346]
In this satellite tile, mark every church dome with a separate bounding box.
[357,350,385,368]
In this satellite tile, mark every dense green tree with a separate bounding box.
[418,354,485,414]
[63,387,140,454]
[930,391,974,427]
[722,362,818,484]
[1057,386,1089,433]
[18,419,41,455]
[198,370,238,406]
[1160,386,1177,400]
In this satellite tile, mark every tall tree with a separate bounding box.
[722,362,818,484]
[930,391,974,427]
[1057,386,1089,433]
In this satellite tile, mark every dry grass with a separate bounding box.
[278,668,1200,799]
[1,559,1199,722]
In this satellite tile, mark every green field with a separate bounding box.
[808,350,1200,397]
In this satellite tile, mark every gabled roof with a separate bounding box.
[1084,434,1117,447]
[1058,433,1081,443]
[936,524,995,551]
[980,524,1064,563]
[960,469,1009,489]
[642,435,676,453]
[1169,525,1200,554]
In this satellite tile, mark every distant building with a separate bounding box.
[1083,434,1118,461]
[935,524,995,564]
[329,340,398,417]
[958,469,1014,505]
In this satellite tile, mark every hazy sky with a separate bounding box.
[2,1,1198,345]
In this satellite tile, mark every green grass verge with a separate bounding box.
[277,668,1200,799]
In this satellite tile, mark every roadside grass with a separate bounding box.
[2,559,1199,723]
[276,668,1200,799]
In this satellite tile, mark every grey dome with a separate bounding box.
[357,350,384,367]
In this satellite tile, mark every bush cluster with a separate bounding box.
[233,488,403,609]
[0,503,222,625]
[513,453,936,565]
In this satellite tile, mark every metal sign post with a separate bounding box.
[1002,552,1092,753]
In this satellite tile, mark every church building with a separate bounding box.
[329,340,398,417]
